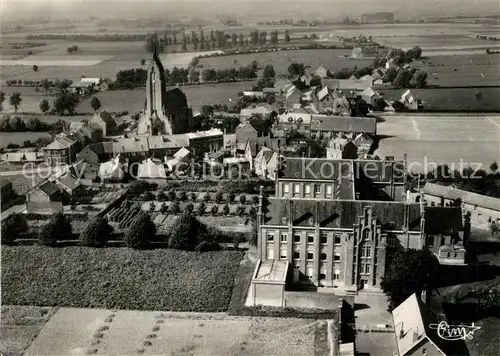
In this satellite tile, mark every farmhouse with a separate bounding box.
[80,77,109,91]
[25,180,64,213]
[423,182,500,228]
[90,111,117,137]
[69,81,96,97]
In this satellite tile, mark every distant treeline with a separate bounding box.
[0,116,65,133]
[26,34,150,41]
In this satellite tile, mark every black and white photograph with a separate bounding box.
[1,1,499,355]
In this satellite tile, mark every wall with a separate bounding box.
[249,282,284,307]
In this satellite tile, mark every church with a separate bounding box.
[138,41,193,136]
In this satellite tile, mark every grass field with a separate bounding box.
[22,308,328,356]
[375,114,500,171]
[198,49,373,75]
[2,246,244,312]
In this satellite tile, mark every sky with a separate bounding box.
[2,0,500,20]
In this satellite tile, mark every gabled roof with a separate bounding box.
[310,115,377,134]
[173,147,190,160]
[35,180,60,197]
[424,182,500,211]
[99,155,125,180]
[53,174,82,191]
[361,87,377,98]
[317,86,330,101]
[186,128,223,139]
[43,136,76,150]
[323,79,373,91]
[137,158,167,179]
[235,121,258,133]
[113,136,149,153]
[80,77,102,84]
[92,111,116,128]
[147,134,188,150]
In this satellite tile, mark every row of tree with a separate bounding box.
[0,115,65,133]
[200,65,258,82]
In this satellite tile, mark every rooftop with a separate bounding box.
[424,182,500,212]
[310,115,377,134]
[252,260,288,284]
[43,136,76,150]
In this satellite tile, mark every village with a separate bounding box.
[1,16,500,356]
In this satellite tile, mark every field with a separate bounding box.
[0,82,249,115]
[21,308,328,356]
[198,48,373,74]
[380,87,500,111]
[1,246,244,312]
[375,114,500,171]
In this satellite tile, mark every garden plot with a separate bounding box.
[24,308,325,356]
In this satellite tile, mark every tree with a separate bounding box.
[168,211,209,250]
[412,46,423,59]
[222,203,230,215]
[0,91,5,111]
[149,201,156,213]
[284,30,291,43]
[189,70,200,83]
[228,192,235,203]
[160,202,168,214]
[190,192,197,201]
[53,91,80,115]
[39,99,50,114]
[263,65,276,79]
[140,59,146,66]
[203,193,210,202]
[178,190,187,201]
[198,201,206,215]
[393,69,413,89]
[9,93,22,113]
[145,33,164,53]
[215,190,223,203]
[80,216,113,247]
[381,249,440,311]
[490,161,498,172]
[489,221,500,237]
[383,67,398,83]
[170,200,181,214]
[186,202,194,213]
[1,213,28,245]
[239,194,247,205]
[41,79,51,95]
[38,212,72,246]
[211,205,219,215]
[288,63,306,76]
[270,30,279,45]
[90,96,102,112]
[125,212,156,249]
[32,64,39,72]
[412,71,428,88]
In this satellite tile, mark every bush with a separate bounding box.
[167,190,176,201]
[185,202,194,213]
[228,192,235,203]
[38,212,72,246]
[128,180,153,195]
[149,202,156,213]
[80,216,113,247]
[195,241,222,252]
[170,201,181,214]
[160,202,168,214]
[248,206,257,219]
[190,192,197,201]
[169,211,209,250]
[252,196,259,205]
[222,203,230,215]
[236,205,246,217]
[1,213,28,244]
[178,190,187,201]
[211,205,219,215]
[125,212,156,249]
[247,222,258,246]
[198,202,206,215]
[215,190,223,203]
[239,194,247,205]
[157,191,167,201]
[144,192,155,201]
[203,193,211,202]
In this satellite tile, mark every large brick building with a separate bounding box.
[256,157,470,293]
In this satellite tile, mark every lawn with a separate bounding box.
[198,49,373,75]
[2,246,244,312]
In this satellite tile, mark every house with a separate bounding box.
[90,111,117,137]
[68,160,99,184]
[331,97,351,116]
[301,90,318,107]
[326,138,358,159]
[284,86,302,109]
[80,77,109,91]
[147,134,189,158]
[242,91,265,100]
[401,89,422,110]
[51,173,85,198]
[352,133,375,153]
[0,177,14,202]
[43,136,78,165]
[361,87,380,107]
[223,133,237,148]
[392,294,449,356]
[98,155,126,181]
[69,122,85,134]
[185,128,223,157]
[254,147,275,179]
[423,182,500,228]
[137,158,167,179]
[113,136,149,160]
[309,115,377,139]
[315,65,330,79]
[1,151,44,164]
[323,79,373,91]
[69,81,96,97]
[25,180,64,213]
[235,122,258,145]
[244,137,286,171]
[76,142,114,165]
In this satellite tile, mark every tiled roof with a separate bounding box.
[113,136,149,153]
[235,122,257,133]
[147,134,188,150]
[317,86,330,101]
[278,157,354,180]
[353,159,404,183]
[263,198,421,230]
[43,136,76,150]
[323,79,372,90]
[36,180,60,196]
[310,115,377,134]
[424,182,500,211]
[53,174,82,191]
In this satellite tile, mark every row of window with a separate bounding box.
[267,232,342,245]
[276,249,341,262]
[282,183,335,197]
[360,263,371,275]
[294,265,341,280]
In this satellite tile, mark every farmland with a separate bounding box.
[375,114,500,171]
[1,246,244,311]
[21,308,328,356]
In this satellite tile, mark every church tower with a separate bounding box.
[138,40,173,136]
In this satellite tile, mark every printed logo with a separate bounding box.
[429,321,481,341]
